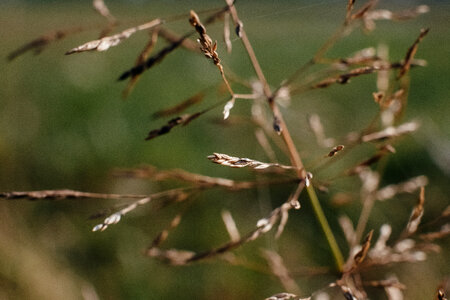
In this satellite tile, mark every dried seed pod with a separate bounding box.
[406,187,425,234]
[398,28,429,78]
[66,19,162,54]
[273,116,282,134]
[207,153,294,170]
[354,230,374,266]
[235,21,243,38]
[328,145,345,157]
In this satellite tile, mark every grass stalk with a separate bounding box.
[306,184,344,272]
[225,0,344,272]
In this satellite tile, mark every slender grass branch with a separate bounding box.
[225,0,344,272]
[307,184,344,271]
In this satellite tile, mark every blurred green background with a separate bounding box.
[0,0,449,299]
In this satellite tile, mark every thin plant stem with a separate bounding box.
[353,195,376,247]
[225,1,271,98]
[307,184,344,271]
[225,0,344,272]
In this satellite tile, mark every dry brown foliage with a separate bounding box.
[4,1,447,299]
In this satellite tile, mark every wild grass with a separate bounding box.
[1,0,449,299]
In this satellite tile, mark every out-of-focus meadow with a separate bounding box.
[0,1,449,299]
